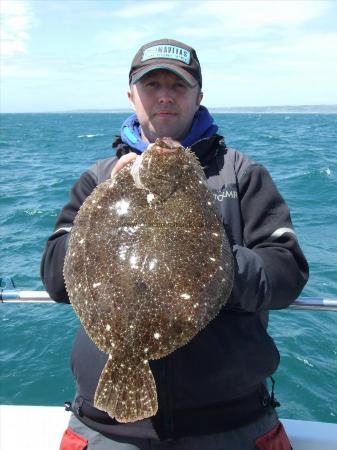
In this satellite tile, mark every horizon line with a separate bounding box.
[1,104,337,114]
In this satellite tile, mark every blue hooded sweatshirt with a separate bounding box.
[120,105,218,153]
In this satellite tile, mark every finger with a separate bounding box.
[111,152,138,178]
[147,143,177,156]
[156,148,177,155]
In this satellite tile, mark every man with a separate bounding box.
[41,38,309,449]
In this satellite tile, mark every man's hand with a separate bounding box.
[111,142,179,178]
[111,152,138,178]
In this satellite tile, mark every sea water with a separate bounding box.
[1,112,336,423]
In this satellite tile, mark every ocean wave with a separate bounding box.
[296,356,315,368]
[321,167,331,176]
[77,133,105,138]
[23,209,46,216]
[278,166,332,181]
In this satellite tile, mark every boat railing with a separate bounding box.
[1,276,336,310]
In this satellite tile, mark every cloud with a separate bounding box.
[189,0,329,30]
[111,1,175,18]
[96,28,151,52]
[2,62,52,78]
[2,0,336,111]
[171,1,336,83]
[0,0,34,57]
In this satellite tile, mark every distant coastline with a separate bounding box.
[210,105,337,114]
[2,105,337,114]
[46,104,337,114]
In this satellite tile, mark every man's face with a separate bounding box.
[128,70,203,143]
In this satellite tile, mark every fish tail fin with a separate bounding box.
[94,357,158,423]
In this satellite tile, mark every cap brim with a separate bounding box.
[131,64,198,87]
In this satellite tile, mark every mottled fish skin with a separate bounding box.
[63,138,234,423]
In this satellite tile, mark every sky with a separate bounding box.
[1,0,337,113]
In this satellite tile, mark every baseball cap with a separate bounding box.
[129,38,202,88]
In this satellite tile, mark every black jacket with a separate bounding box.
[41,135,309,440]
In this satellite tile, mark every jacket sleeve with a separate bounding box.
[40,170,97,302]
[227,163,309,312]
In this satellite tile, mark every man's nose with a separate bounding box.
[158,87,174,103]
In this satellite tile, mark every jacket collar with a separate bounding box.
[189,134,225,166]
[113,134,226,166]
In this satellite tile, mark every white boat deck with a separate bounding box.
[0,405,68,450]
[1,405,337,450]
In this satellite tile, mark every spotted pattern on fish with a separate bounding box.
[63,138,234,423]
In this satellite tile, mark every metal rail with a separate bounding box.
[1,290,55,303]
[1,273,336,310]
[0,277,55,304]
[1,290,337,311]
[288,297,337,311]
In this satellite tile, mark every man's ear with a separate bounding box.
[197,91,203,106]
[127,88,135,111]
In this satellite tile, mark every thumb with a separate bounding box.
[111,152,138,178]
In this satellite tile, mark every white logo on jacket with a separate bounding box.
[212,185,238,202]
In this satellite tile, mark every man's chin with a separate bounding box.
[150,128,182,142]
[142,125,184,143]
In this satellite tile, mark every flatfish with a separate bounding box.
[63,138,233,423]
